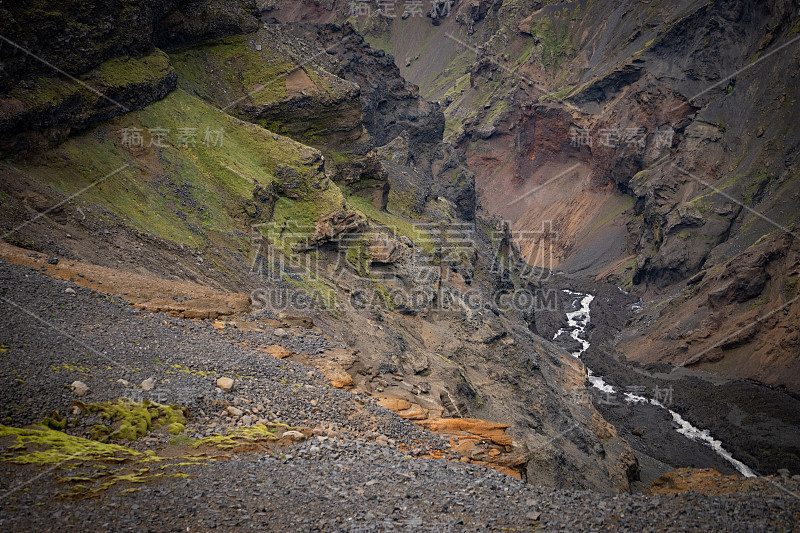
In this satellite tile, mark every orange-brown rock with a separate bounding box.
[397,404,427,420]
[648,468,760,495]
[258,344,293,359]
[313,359,354,389]
[306,210,367,247]
[377,397,412,412]
[417,418,514,446]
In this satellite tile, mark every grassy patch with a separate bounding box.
[82,49,172,88]
[344,192,435,256]
[528,14,573,72]
[17,89,340,259]
[170,35,292,107]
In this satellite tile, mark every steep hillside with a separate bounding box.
[268,0,800,395]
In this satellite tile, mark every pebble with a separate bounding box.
[227,406,243,418]
[140,377,155,391]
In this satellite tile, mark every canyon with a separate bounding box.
[0,0,799,529]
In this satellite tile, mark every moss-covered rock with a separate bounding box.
[78,399,187,442]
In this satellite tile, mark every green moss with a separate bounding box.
[9,76,83,110]
[528,14,574,72]
[167,423,185,435]
[10,49,172,112]
[743,169,772,205]
[0,425,146,466]
[192,424,281,451]
[789,18,800,38]
[82,49,172,88]
[19,88,341,259]
[40,412,66,430]
[785,276,798,295]
[80,399,187,442]
[344,192,435,256]
[539,84,576,102]
[346,236,371,276]
[167,434,198,446]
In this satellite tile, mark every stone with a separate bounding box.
[282,430,306,442]
[313,359,354,389]
[368,236,407,264]
[375,434,390,446]
[216,377,235,392]
[377,397,412,412]
[274,328,288,338]
[64,288,76,294]
[116,379,130,387]
[71,380,88,396]
[397,404,427,420]
[259,344,292,359]
[140,377,155,391]
[227,406,243,418]
[241,415,252,426]
[306,210,367,248]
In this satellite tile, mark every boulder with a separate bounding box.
[71,381,88,396]
[282,430,306,442]
[306,210,367,248]
[377,397,412,412]
[217,377,235,393]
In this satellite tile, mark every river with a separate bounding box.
[553,289,756,478]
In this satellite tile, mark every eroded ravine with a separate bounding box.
[555,290,756,478]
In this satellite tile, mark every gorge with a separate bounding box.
[0,0,799,530]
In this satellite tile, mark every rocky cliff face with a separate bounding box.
[282,0,800,397]
[0,0,259,155]
[263,0,800,480]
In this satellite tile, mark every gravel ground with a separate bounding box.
[0,260,444,451]
[1,259,799,531]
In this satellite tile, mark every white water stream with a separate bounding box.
[553,289,756,478]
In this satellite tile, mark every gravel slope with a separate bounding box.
[1,259,798,531]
